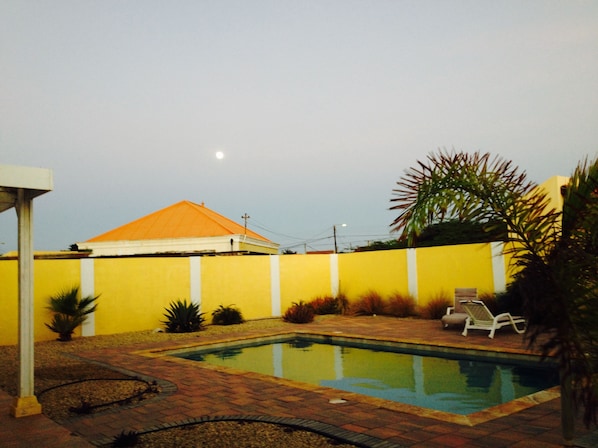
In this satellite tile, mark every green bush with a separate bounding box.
[162,300,205,333]
[211,304,244,325]
[282,301,314,324]
[45,286,99,342]
[385,292,418,317]
[349,290,386,316]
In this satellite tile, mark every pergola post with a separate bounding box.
[10,189,42,417]
[0,164,52,418]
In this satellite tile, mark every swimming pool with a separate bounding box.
[170,333,558,416]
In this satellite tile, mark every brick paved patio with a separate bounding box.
[2,316,597,447]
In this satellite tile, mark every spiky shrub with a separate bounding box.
[420,294,451,320]
[282,301,314,324]
[349,290,386,316]
[112,430,139,447]
[211,304,245,325]
[308,295,339,315]
[335,292,350,315]
[385,292,418,317]
[45,286,99,342]
[162,300,205,333]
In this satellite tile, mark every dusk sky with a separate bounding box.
[1,0,597,253]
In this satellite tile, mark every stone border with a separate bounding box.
[91,414,405,448]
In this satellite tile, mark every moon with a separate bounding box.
[215,151,224,160]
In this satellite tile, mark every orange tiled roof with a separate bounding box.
[86,201,271,242]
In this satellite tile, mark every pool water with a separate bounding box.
[175,336,558,415]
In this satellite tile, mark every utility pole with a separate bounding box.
[241,213,250,235]
[333,223,347,253]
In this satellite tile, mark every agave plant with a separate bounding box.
[162,299,205,333]
[45,286,99,341]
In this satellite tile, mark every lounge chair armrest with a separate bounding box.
[494,312,526,324]
[446,306,455,315]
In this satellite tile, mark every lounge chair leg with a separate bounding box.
[488,329,495,339]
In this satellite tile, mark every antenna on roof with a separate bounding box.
[241,213,250,235]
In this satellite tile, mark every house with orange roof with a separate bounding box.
[77,200,279,256]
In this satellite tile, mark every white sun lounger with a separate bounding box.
[461,300,526,339]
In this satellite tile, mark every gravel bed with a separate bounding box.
[0,318,360,447]
[135,421,357,447]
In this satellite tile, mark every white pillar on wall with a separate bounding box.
[407,248,418,301]
[190,256,201,307]
[330,253,339,297]
[491,242,507,293]
[270,255,281,317]
[80,258,95,337]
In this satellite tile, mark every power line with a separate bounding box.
[245,216,396,253]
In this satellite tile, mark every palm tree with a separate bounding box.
[45,286,99,341]
[390,150,598,441]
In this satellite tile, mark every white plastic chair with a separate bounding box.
[461,300,526,339]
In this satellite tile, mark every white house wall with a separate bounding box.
[79,235,279,256]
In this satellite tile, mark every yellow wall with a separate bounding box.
[536,175,568,214]
[415,243,495,305]
[0,259,80,345]
[279,255,331,312]
[35,260,81,341]
[201,256,272,320]
[0,241,517,344]
[0,260,18,345]
[93,257,189,335]
[338,250,409,300]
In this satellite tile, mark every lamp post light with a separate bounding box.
[333,223,347,253]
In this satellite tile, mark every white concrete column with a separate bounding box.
[407,248,418,301]
[270,255,281,317]
[491,242,507,293]
[189,256,201,307]
[330,253,339,297]
[12,189,42,417]
[80,259,95,337]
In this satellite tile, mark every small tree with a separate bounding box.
[390,150,598,440]
[46,286,99,341]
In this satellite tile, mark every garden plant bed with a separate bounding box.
[0,318,360,447]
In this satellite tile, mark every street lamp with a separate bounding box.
[333,223,347,253]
